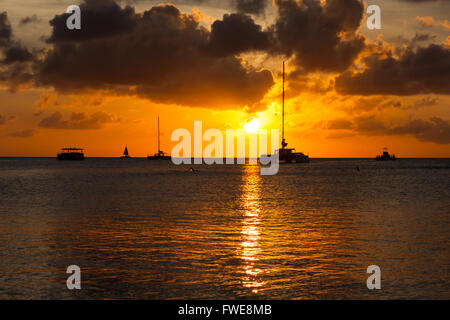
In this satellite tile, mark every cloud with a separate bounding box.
[330,95,442,116]
[47,0,137,43]
[0,12,35,89]
[235,0,269,15]
[19,15,41,26]
[128,0,271,15]
[339,114,450,144]
[327,131,356,139]
[8,129,36,138]
[326,118,355,130]
[3,0,450,109]
[0,12,12,45]
[273,0,366,73]
[402,0,449,2]
[416,16,450,29]
[335,44,450,95]
[354,115,387,133]
[412,32,436,43]
[38,111,119,130]
[0,114,16,125]
[389,117,450,144]
[2,45,34,64]
[445,36,450,47]
[37,1,274,109]
[407,96,440,108]
[417,16,436,27]
[206,13,271,57]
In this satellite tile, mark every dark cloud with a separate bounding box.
[47,0,137,43]
[235,0,269,15]
[327,131,356,139]
[389,117,450,144]
[400,0,449,2]
[19,15,40,26]
[0,62,34,90]
[0,114,16,125]
[8,129,36,138]
[412,32,436,43]
[126,0,270,15]
[0,11,12,46]
[354,115,387,134]
[273,0,365,73]
[38,111,119,130]
[346,115,450,144]
[334,95,441,115]
[2,45,34,64]
[336,44,450,95]
[4,0,449,106]
[409,96,439,108]
[326,118,354,130]
[0,12,35,89]
[207,13,271,57]
[342,96,440,114]
[37,1,274,109]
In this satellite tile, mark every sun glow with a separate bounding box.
[244,118,261,134]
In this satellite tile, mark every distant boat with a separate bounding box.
[262,62,309,163]
[148,117,171,161]
[376,147,396,161]
[121,145,131,159]
[57,148,85,161]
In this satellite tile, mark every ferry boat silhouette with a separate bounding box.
[57,148,85,160]
[376,147,396,161]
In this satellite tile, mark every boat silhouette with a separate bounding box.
[121,145,131,159]
[57,148,85,160]
[263,62,309,163]
[148,117,171,160]
[376,147,396,161]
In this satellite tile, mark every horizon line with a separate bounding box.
[1,156,449,159]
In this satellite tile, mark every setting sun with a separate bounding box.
[244,118,261,134]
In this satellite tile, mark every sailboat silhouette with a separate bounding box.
[121,145,131,159]
[148,117,171,160]
[262,62,309,163]
[278,61,309,163]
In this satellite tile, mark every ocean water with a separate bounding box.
[0,158,449,300]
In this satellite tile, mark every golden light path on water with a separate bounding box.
[239,165,265,293]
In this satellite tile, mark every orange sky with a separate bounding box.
[0,0,449,157]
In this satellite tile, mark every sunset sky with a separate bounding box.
[0,0,449,157]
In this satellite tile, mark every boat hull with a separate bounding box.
[281,157,310,164]
[57,153,85,161]
[279,149,310,164]
[147,156,171,160]
[376,156,396,161]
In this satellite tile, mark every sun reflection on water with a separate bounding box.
[239,165,265,293]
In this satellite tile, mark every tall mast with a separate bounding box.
[282,61,285,146]
[158,116,160,152]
